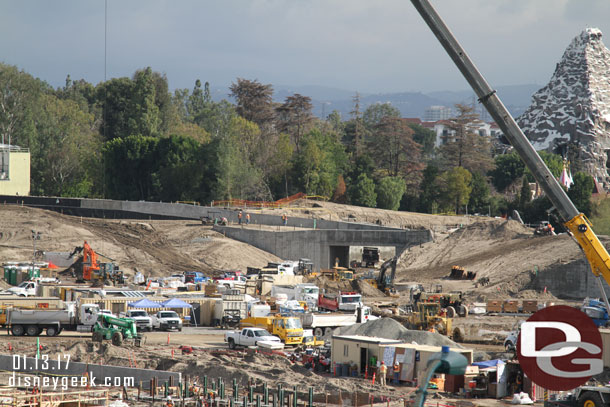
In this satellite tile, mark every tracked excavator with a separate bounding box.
[67,241,125,286]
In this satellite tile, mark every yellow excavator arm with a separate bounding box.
[565,214,610,280]
[410,0,610,291]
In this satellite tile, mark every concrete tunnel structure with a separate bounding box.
[213,225,432,269]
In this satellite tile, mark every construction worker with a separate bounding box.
[246,213,250,225]
[393,362,401,384]
[238,211,243,225]
[379,362,387,387]
[282,213,288,226]
[166,396,174,407]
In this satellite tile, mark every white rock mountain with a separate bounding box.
[517,28,610,190]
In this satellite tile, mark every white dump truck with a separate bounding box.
[6,302,100,336]
[271,284,320,311]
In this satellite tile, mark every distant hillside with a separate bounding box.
[210,83,541,120]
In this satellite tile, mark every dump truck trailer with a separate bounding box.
[6,302,99,336]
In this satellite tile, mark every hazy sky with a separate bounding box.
[1,0,609,94]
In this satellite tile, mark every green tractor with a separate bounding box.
[91,314,143,347]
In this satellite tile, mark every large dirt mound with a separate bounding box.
[0,205,280,278]
[396,219,584,299]
[336,317,461,348]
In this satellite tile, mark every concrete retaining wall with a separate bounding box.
[214,226,431,269]
[1,195,409,231]
[531,257,610,299]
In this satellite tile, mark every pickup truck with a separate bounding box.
[3,281,38,297]
[225,328,284,350]
[151,310,183,331]
[121,310,153,332]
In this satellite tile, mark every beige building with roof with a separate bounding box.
[0,145,30,196]
[331,334,473,383]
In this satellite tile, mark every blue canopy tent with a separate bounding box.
[127,298,163,308]
[161,298,193,308]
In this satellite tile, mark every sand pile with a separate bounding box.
[336,318,462,348]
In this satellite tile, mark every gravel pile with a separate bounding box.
[335,317,463,348]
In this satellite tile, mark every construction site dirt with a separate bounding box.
[0,202,598,405]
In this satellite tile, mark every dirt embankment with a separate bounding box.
[396,220,584,300]
[0,205,280,278]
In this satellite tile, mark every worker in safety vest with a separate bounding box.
[238,211,243,224]
[379,362,387,387]
[393,362,401,384]
[246,213,250,224]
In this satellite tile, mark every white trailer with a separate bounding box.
[299,307,376,337]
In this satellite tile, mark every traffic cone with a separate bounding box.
[167,332,170,345]
[372,373,376,385]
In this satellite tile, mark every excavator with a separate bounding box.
[364,257,398,297]
[410,0,610,313]
[68,241,125,286]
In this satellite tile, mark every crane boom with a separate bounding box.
[410,0,610,285]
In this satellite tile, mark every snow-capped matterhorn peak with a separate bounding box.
[517,28,610,191]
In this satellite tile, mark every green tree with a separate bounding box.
[518,176,532,211]
[103,135,160,200]
[35,95,101,197]
[0,63,46,148]
[489,151,525,192]
[376,176,406,210]
[369,117,422,177]
[187,79,205,120]
[291,129,347,198]
[408,123,436,157]
[349,173,377,208]
[362,103,400,129]
[153,135,207,202]
[568,172,595,216]
[276,94,314,153]
[468,172,491,215]
[437,167,472,213]
[229,78,275,128]
[418,164,440,213]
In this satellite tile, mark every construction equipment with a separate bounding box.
[320,267,354,281]
[534,221,555,236]
[91,313,142,346]
[376,257,398,296]
[404,302,453,337]
[68,241,125,285]
[6,302,100,336]
[410,0,610,312]
[448,265,476,280]
[239,315,304,345]
[416,291,468,318]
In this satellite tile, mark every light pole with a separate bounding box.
[31,230,41,262]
